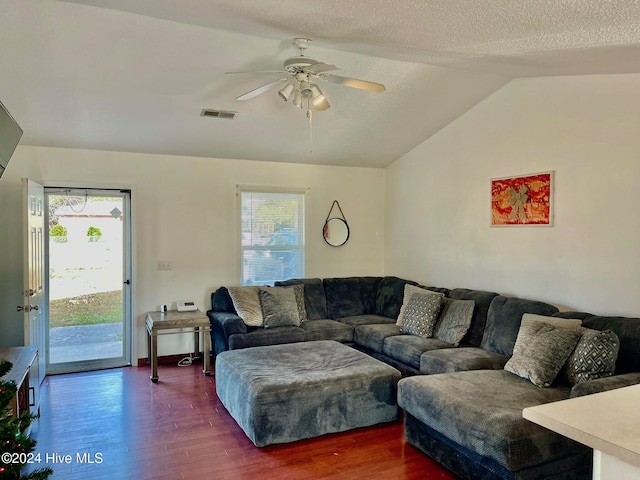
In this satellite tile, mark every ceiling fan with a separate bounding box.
[226,38,385,112]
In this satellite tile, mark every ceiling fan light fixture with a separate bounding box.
[293,89,303,108]
[310,84,330,111]
[278,83,295,101]
[299,80,312,98]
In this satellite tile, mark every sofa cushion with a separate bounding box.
[228,327,305,350]
[552,311,595,322]
[323,277,382,319]
[354,324,402,354]
[301,319,353,343]
[275,278,328,320]
[397,370,580,472]
[563,328,620,385]
[448,288,499,347]
[422,286,451,296]
[397,287,443,337]
[582,315,640,374]
[505,320,582,388]
[420,347,509,374]
[434,298,475,346]
[375,276,419,319]
[338,314,396,328]
[227,286,264,327]
[258,287,301,329]
[382,335,451,369]
[570,371,640,398]
[212,286,235,313]
[480,296,559,356]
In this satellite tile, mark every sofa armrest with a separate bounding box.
[207,310,247,356]
[569,372,640,398]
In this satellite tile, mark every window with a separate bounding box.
[239,187,306,286]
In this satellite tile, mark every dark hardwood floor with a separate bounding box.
[28,363,459,480]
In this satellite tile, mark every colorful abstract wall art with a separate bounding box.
[491,172,553,226]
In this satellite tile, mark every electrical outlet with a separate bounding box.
[157,260,172,270]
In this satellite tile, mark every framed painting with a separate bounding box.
[491,171,554,226]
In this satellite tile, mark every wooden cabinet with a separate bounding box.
[0,346,39,430]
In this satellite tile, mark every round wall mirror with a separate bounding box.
[323,217,350,247]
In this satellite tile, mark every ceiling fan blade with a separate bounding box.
[236,78,288,101]
[323,74,386,93]
[226,70,286,75]
[304,63,339,74]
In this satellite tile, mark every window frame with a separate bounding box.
[237,185,308,286]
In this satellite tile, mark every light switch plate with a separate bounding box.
[157,260,172,270]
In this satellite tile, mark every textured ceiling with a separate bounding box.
[1,0,639,167]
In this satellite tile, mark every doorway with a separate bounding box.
[45,188,132,374]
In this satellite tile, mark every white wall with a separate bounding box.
[0,147,385,359]
[386,73,640,317]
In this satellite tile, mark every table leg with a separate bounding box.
[150,332,158,383]
[203,327,211,376]
[194,328,200,359]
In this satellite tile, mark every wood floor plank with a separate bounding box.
[26,364,459,479]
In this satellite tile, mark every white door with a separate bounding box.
[22,178,46,392]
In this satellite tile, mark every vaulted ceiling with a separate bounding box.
[2,0,640,167]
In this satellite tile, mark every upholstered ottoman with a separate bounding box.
[215,340,401,447]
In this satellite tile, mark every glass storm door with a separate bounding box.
[45,188,132,373]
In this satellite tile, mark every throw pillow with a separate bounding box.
[505,320,582,388]
[396,284,444,326]
[521,313,582,330]
[434,298,475,346]
[397,291,443,338]
[227,286,264,327]
[289,284,308,323]
[563,328,620,385]
[258,287,302,329]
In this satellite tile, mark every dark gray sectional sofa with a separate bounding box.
[207,276,640,480]
[208,276,410,356]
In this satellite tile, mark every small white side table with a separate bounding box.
[145,310,211,383]
[523,384,640,480]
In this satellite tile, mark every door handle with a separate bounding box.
[17,305,39,312]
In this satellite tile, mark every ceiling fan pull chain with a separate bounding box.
[307,98,313,152]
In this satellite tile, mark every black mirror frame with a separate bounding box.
[323,217,350,247]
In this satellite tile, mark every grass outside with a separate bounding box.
[50,290,122,328]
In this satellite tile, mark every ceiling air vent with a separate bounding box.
[200,109,237,120]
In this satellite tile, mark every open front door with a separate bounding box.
[22,178,46,392]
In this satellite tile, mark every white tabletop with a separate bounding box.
[523,384,640,468]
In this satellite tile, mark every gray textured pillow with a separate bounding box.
[227,286,263,327]
[505,320,582,387]
[289,284,308,323]
[522,313,582,330]
[396,284,444,326]
[397,291,443,337]
[258,287,301,329]
[563,327,620,385]
[434,298,475,346]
